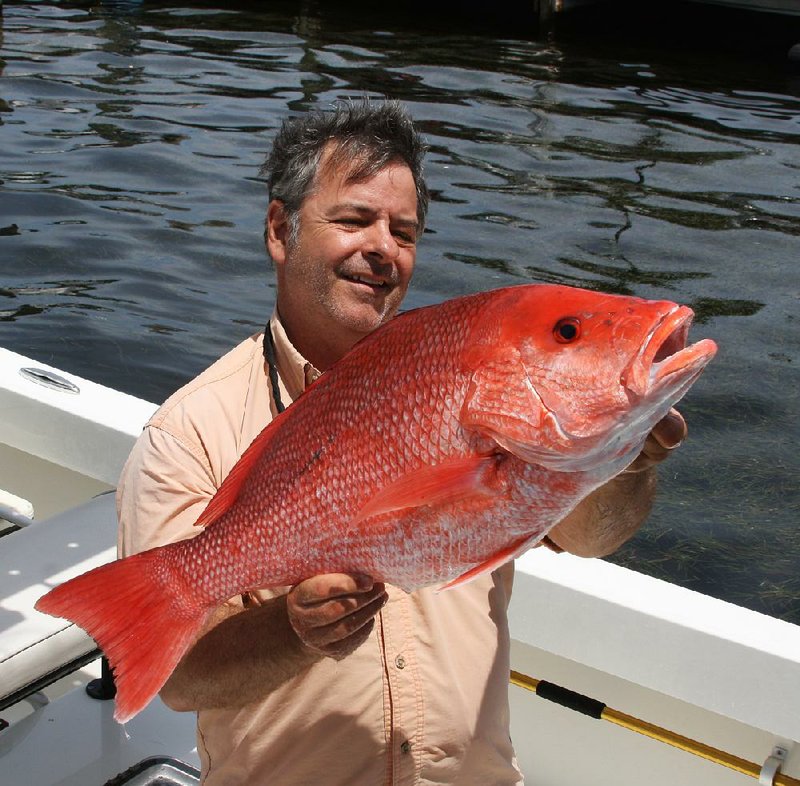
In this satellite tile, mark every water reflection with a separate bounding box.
[523,256,711,294]
[0,279,126,321]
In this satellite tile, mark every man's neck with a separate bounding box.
[275,307,358,373]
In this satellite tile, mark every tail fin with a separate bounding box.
[35,549,211,723]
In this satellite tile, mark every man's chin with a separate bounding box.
[341,301,398,332]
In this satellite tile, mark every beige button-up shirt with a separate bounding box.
[117,315,522,786]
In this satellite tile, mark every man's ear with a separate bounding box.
[266,200,289,265]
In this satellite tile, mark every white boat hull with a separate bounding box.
[1,346,797,784]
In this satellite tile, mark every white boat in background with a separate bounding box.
[1,345,798,785]
[682,0,800,15]
[535,0,800,15]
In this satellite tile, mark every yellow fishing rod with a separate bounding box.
[510,670,798,785]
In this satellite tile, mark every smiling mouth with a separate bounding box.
[341,273,390,291]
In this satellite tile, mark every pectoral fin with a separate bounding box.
[353,454,500,525]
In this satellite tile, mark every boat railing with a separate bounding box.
[512,670,798,786]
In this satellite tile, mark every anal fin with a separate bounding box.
[437,531,542,591]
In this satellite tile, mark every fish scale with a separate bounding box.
[35,283,716,722]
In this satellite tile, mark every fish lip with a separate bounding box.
[622,306,711,398]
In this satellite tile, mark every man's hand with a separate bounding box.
[624,408,688,474]
[287,573,388,660]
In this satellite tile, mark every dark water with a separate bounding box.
[1,1,799,622]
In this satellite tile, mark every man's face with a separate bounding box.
[271,154,419,366]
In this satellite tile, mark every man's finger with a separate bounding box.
[650,408,687,450]
[292,573,376,606]
[292,584,387,629]
[300,591,388,651]
[317,619,377,661]
[624,408,688,474]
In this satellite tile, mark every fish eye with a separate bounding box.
[553,317,581,343]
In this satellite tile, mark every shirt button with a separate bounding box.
[400,740,412,754]
[395,655,406,669]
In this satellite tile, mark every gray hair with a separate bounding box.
[261,99,429,244]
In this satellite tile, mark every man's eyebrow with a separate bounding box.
[333,202,419,229]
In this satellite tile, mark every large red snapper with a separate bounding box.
[36,284,716,722]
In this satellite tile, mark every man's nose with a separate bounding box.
[363,220,400,262]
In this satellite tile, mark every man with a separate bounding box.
[117,99,686,785]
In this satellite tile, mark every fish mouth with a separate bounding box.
[622,306,717,399]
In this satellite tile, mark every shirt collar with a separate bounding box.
[268,311,321,401]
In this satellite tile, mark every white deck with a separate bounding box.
[1,677,200,785]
